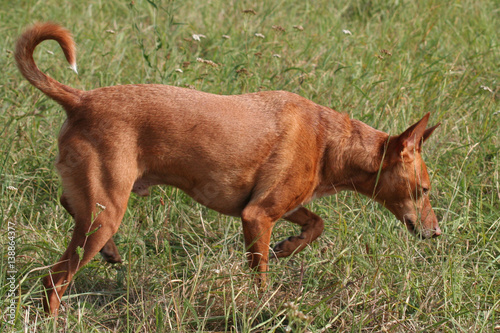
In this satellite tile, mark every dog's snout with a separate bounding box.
[432,226,442,237]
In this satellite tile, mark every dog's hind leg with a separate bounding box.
[44,158,134,315]
[272,207,324,258]
[99,238,122,263]
[60,192,122,263]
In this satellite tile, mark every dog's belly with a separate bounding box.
[132,174,253,217]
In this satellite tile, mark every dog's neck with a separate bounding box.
[315,114,388,199]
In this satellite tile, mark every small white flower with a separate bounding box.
[222,35,230,39]
[480,85,493,93]
[192,34,206,41]
[342,29,352,35]
[7,186,18,192]
[254,33,265,39]
[272,54,281,58]
[212,269,221,274]
[105,30,116,34]
[284,326,292,332]
[46,50,54,55]
[96,203,106,210]
[175,68,183,73]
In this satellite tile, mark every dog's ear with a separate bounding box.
[399,112,430,153]
[422,122,440,143]
[385,113,436,163]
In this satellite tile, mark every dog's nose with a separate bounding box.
[432,226,442,237]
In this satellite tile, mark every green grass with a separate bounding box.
[1,0,499,331]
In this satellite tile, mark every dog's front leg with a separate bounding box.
[241,205,277,284]
[272,207,324,258]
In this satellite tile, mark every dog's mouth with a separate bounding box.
[403,217,440,239]
[386,206,423,238]
[403,215,427,239]
[403,217,418,235]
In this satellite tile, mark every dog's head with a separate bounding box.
[374,113,441,239]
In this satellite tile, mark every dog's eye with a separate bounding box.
[422,187,429,195]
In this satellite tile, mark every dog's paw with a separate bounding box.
[100,251,122,264]
[272,241,287,258]
[273,236,303,258]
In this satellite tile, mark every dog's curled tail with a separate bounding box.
[15,22,82,110]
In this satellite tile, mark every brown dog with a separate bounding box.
[15,23,441,315]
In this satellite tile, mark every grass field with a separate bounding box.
[1,0,499,331]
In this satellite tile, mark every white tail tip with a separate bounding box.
[70,63,78,74]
